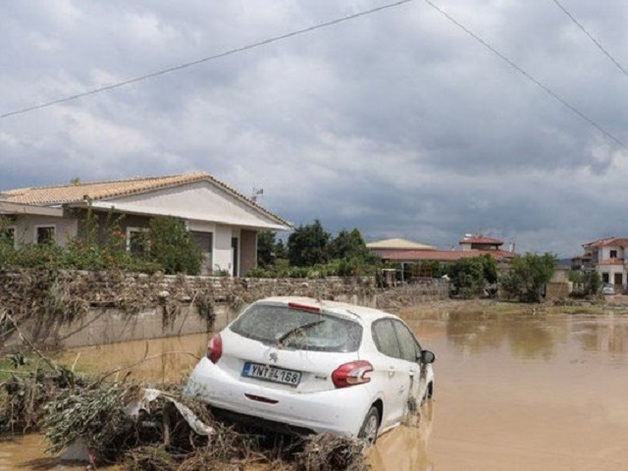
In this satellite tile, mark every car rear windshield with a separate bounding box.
[230,304,363,352]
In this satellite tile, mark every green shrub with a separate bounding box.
[147,217,203,275]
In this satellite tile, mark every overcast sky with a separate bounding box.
[2,0,628,257]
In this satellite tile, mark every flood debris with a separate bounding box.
[42,382,219,463]
[0,365,367,470]
[0,310,366,470]
[0,362,81,434]
[294,432,366,471]
[123,445,177,471]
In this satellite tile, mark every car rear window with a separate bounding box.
[230,304,362,352]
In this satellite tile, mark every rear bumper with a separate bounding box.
[184,358,375,437]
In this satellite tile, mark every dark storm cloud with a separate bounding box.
[1,0,628,256]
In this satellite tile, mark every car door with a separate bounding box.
[371,319,413,429]
[391,320,424,406]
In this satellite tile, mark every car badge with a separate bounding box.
[268,352,279,363]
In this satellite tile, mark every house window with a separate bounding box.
[191,231,213,275]
[610,250,618,259]
[36,226,56,245]
[1,226,15,246]
[602,272,610,284]
[126,228,149,257]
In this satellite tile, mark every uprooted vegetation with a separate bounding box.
[0,355,367,471]
[0,270,224,348]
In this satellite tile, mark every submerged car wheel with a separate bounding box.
[358,406,380,445]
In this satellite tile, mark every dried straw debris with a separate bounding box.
[294,432,367,471]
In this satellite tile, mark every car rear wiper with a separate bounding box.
[277,320,326,345]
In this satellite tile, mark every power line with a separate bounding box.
[423,0,627,150]
[551,0,628,80]
[0,0,415,120]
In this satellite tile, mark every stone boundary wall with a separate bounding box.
[0,270,449,348]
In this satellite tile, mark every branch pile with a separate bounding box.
[0,367,367,470]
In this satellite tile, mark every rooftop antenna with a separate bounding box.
[251,187,263,203]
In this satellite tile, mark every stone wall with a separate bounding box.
[0,270,449,348]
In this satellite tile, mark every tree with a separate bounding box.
[500,252,556,303]
[257,231,287,268]
[257,231,274,268]
[274,238,287,260]
[447,255,497,299]
[329,228,374,261]
[287,220,330,267]
[569,269,601,297]
[147,217,203,275]
[0,216,15,268]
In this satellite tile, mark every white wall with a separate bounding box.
[12,215,78,246]
[108,181,288,230]
[213,225,234,274]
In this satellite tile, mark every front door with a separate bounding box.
[614,272,623,287]
[392,320,424,404]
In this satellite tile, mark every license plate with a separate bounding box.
[242,362,301,387]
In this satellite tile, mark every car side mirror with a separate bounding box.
[420,350,436,364]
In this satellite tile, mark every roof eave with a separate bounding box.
[68,201,292,231]
[0,201,64,217]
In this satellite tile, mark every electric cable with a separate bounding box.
[551,0,628,80]
[423,0,627,149]
[0,0,414,120]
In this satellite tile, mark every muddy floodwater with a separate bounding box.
[3,305,628,471]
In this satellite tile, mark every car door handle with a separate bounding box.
[388,366,396,377]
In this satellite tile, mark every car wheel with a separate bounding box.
[358,406,380,445]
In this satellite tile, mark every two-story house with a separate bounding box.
[581,237,628,289]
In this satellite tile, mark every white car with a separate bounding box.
[184,296,435,444]
[602,283,616,295]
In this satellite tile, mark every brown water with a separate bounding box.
[3,308,628,471]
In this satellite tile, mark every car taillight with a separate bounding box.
[331,360,373,388]
[206,333,222,364]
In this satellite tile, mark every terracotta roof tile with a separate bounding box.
[383,249,516,262]
[0,172,292,228]
[459,235,504,245]
[584,237,628,248]
[0,172,212,205]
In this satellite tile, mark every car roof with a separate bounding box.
[254,296,398,324]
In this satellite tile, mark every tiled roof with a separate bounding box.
[366,238,435,251]
[584,237,628,248]
[0,172,212,205]
[0,172,291,228]
[459,235,504,245]
[382,249,516,262]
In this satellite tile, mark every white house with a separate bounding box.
[580,237,628,289]
[0,172,292,276]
